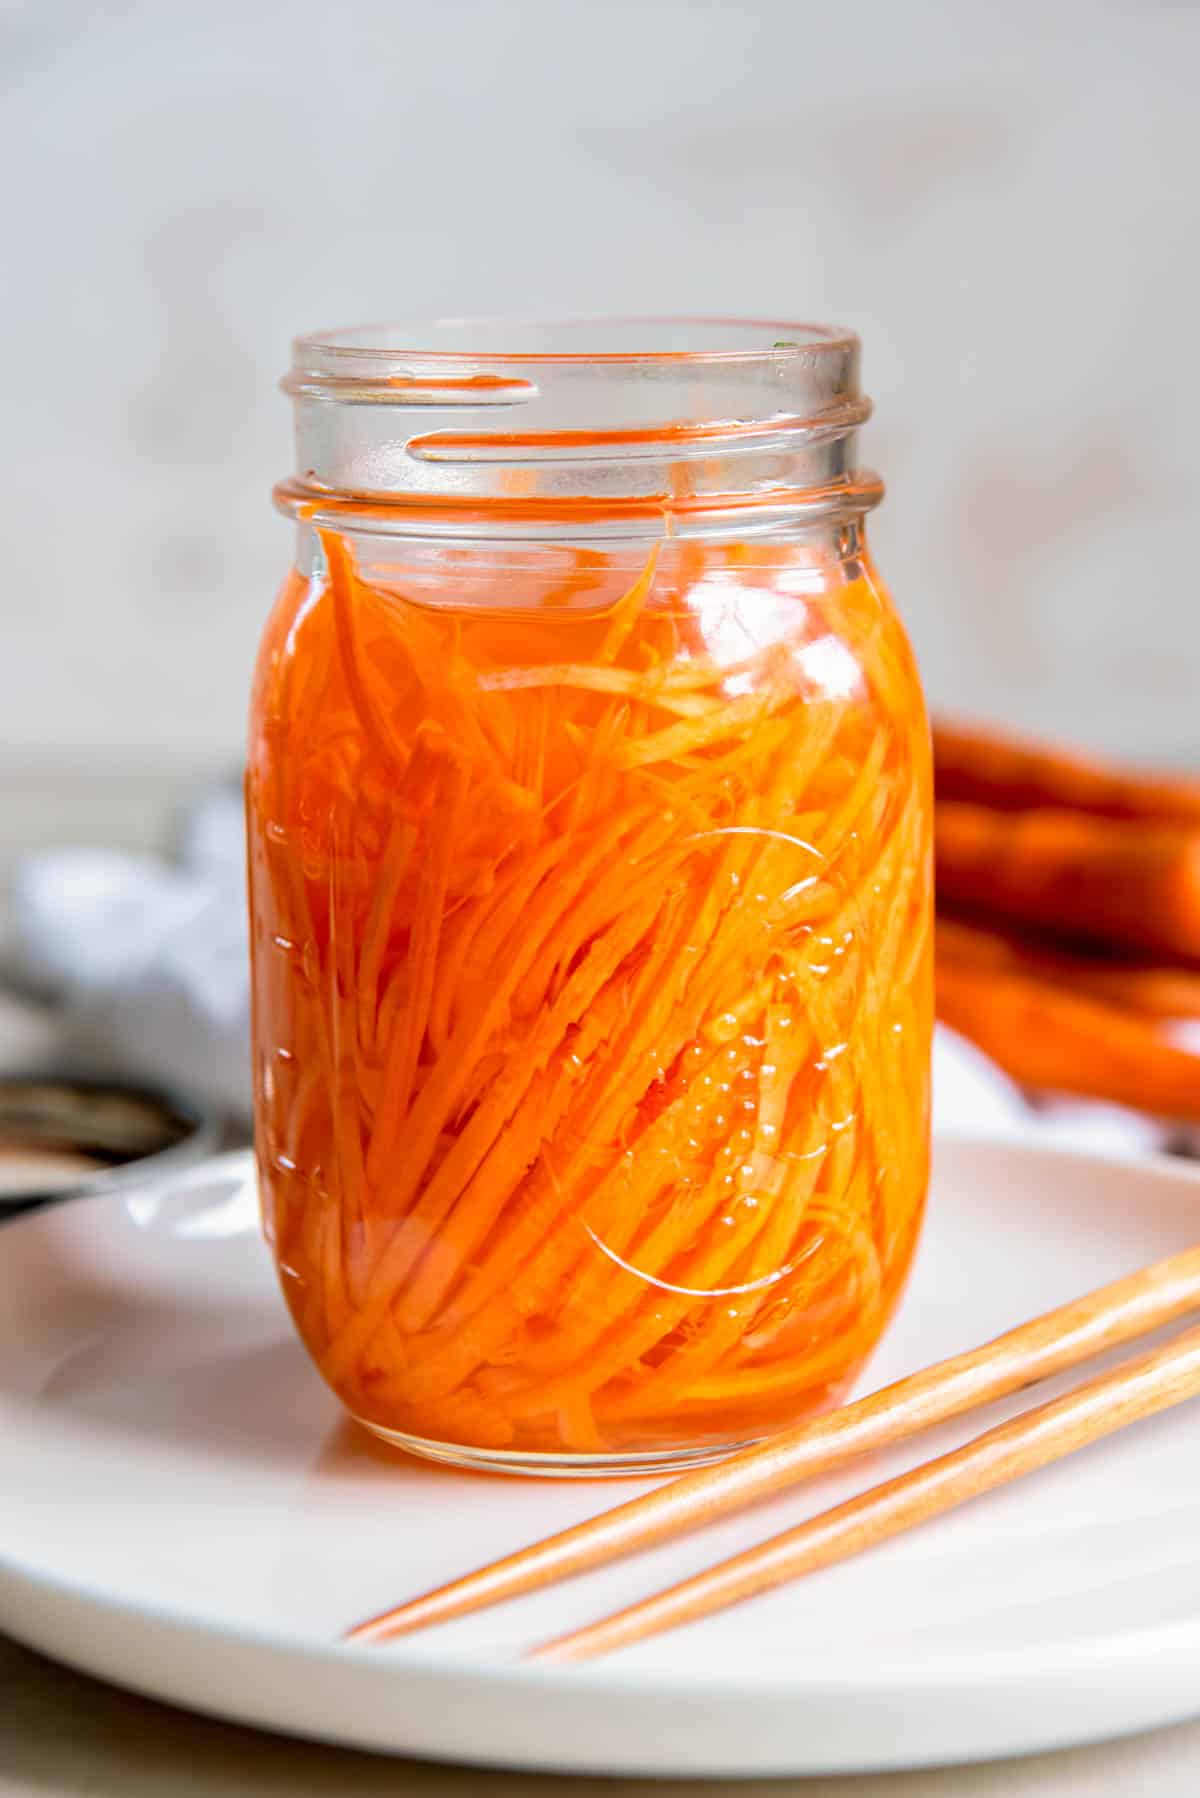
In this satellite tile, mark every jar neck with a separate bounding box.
[276,318,883,544]
[287,521,877,626]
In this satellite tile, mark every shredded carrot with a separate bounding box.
[247,535,932,1459]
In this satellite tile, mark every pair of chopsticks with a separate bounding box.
[347,1243,1200,1663]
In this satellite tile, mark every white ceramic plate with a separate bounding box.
[2,1136,1200,1778]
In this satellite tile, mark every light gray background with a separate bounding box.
[2,11,1199,1786]
[3,0,1197,788]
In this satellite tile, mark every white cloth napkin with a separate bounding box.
[8,781,251,1116]
[4,780,1186,1153]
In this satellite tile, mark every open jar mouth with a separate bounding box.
[286,315,858,372]
[278,315,881,541]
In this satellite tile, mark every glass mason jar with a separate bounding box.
[247,319,932,1475]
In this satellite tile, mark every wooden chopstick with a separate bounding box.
[347,1243,1200,1645]
[532,1319,1200,1662]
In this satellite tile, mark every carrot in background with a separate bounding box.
[936,958,1200,1122]
[934,803,1200,962]
[933,719,1200,825]
[936,913,1200,1020]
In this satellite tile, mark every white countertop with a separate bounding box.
[6,1631,1200,1797]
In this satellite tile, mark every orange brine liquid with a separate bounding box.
[247,535,932,1464]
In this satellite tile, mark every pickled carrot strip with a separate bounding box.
[365,1384,518,1451]
[509,815,700,1020]
[394,960,660,1334]
[450,832,576,1006]
[596,544,658,663]
[396,922,841,1407]
[379,889,670,1318]
[365,743,467,1199]
[383,993,747,1406]
[356,816,416,1054]
[682,1232,885,1403]
[614,693,776,771]
[321,873,691,1384]
[324,532,410,770]
[404,753,895,1418]
[417,773,877,1373]
[598,1143,830,1422]
[492,1004,818,1400]
[327,804,369,1293]
[557,1392,605,1454]
[488,1184,780,1419]
[480,663,722,716]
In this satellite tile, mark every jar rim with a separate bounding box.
[289,315,859,372]
[281,315,878,539]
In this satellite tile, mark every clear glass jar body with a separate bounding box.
[248,321,932,1473]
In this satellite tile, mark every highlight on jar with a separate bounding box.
[247,319,933,1474]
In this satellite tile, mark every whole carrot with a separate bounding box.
[935,803,1200,962]
[935,959,1200,1120]
[933,720,1200,825]
[936,914,1200,1020]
